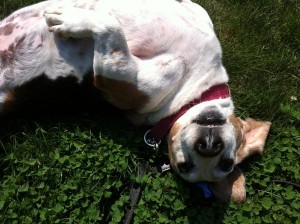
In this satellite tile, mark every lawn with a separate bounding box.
[0,0,299,223]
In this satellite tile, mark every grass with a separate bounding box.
[0,0,299,223]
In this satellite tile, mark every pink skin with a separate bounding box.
[0,11,45,51]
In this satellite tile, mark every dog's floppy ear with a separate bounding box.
[208,166,246,203]
[208,118,271,203]
[236,118,271,164]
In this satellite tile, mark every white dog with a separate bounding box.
[0,0,271,203]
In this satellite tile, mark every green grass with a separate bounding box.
[0,0,299,223]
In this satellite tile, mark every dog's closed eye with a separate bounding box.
[177,161,195,174]
[218,158,234,172]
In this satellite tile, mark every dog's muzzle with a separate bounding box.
[193,109,226,157]
[194,129,224,157]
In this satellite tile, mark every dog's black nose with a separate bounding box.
[194,128,224,157]
[194,109,225,126]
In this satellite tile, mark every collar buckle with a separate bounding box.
[144,129,161,151]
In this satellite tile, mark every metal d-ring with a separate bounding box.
[144,130,161,151]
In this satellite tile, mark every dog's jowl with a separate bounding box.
[0,0,271,203]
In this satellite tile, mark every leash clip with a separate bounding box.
[161,164,171,172]
[144,130,161,151]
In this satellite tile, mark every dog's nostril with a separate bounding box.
[177,162,194,174]
[214,142,224,152]
[195,140,206,151]
[218,159,234,172]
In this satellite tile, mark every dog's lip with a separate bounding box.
[194,122,226,128]
[193,110,226,126]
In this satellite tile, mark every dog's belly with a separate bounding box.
[105,0,214,58]
[0,0,222,115]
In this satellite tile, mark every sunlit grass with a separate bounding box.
[0,0,299,223]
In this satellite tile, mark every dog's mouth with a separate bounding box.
[167,104,239,182]
[193,108,226,126]
[171,125,235,182]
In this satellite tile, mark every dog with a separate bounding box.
[0,0,271,203]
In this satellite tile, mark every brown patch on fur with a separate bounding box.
[0,23,16,36]
[208,117,271,203]
[168,147,176,171]
[0,34,26,68]
[1,92,15,114]
[93,75,149,110]
[236,118,271,164]
[208,166,246,204]
[169,122,182,141]
[229,115,244,151]
[168,122,182,167]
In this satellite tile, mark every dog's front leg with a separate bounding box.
[44,6,138,82]
[44,6,144,110]
[43,7,184,112]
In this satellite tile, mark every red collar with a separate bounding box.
[150,83,231,140]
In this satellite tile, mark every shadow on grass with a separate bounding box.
[0,94,232,223]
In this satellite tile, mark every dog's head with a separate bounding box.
[168,99,271,202]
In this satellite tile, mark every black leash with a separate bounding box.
[123,130,170,224]
[122,129,216,223]
[123,161,149,224]
[123,160,170,224]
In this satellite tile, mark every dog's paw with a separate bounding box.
[43,7,92,39]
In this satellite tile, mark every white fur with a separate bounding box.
[170,98,236,182]
[42,0,228,123]
[0,0,237,182]
[1,0,228,123]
